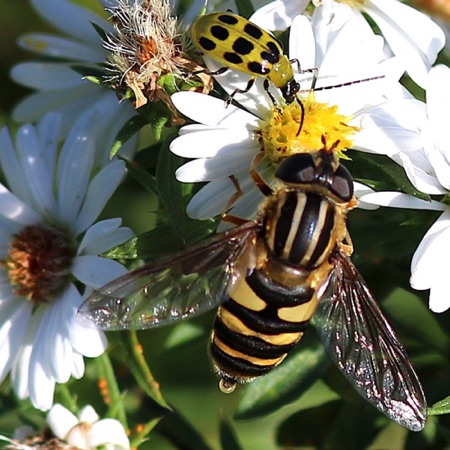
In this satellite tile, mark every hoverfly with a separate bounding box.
[79,150,427,431]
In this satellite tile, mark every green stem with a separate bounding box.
[57,383,78,414]
[97,351,128,429]
[126,330,170,410]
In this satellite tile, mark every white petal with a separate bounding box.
[71,351,85,379]
[47,404,78,439]
[410,210,450,288]
[73,161,126,235]
[0,183,41,226]
[353,182,378,210]
[88,419,130,449]
[41,292,75,383]
[56,111,96,226]
[77,218,132,256]
[289,15,316,71]
[428,276,450,313]
[176,149,255,182]
[396,152,445,195]
[12,84,107,136]
[78,405,99,423]
[18,33,105,62]
[0,300,31,383]
[170,128,256,158]
[30,0,112,45]
[0,125,34,208]
[28,334,57,410]
[250,0,309,31]
[359,191,445,210]
[186,178,236,219]
[58,283,108,358]
[35,113,62,178]
[11,62,87,90]
[171,92,260,129]
[71,255,128,289]
[366,0,445,87]
[11,308,45,401]
[16,121,58,219]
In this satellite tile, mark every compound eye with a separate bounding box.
[275,153,316,184]
[330,164,354,202]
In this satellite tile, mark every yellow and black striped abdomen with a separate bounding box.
[211,268,319,385]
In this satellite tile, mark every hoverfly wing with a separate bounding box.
[313,248,427,431]
[78,222,259,331]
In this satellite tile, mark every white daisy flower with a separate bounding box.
[170,5,407,221]
[250,0,445,88]
[0,111,133,411]
[47,403,130,450]
[360,65,450,313]
[11,0,138,164]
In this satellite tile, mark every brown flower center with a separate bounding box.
[4,225,74,303]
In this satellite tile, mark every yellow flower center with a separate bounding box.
[3,225,74,303]
[262,95,359,163]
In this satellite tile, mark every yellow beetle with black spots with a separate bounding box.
[190,11,300,105]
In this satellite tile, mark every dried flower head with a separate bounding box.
[104,0,212,119]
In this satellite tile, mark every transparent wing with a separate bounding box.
[314,248,427,431]
[78,222,259,331]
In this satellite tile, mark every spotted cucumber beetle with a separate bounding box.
[190,11,301,105]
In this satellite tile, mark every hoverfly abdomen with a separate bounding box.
[211,268,314,388]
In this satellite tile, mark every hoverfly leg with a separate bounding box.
[250,152,272,197]
[340,230,354,256]
[221,175,248,226]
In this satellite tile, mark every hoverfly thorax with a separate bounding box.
[262,151,352,270]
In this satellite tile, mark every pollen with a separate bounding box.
[261,94,359,163]
[3,225,74,303]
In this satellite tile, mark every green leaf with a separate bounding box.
[110,115,149,158]
[102,236,139,259]
[276,401,385,450]
[428,396,450,416]
[220,417,244,450]
[113,331,171,410]
[90,21,109,41]
[235,335,328,420]
[123,157,159,197]
[383,287,450,357]
[235,0,255,18]
[147,104,171,141]
[129,417,162,448]
[164,322,206,349]
[156,410,214,450]
[346,150,430,199]
[156,136,187,240]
